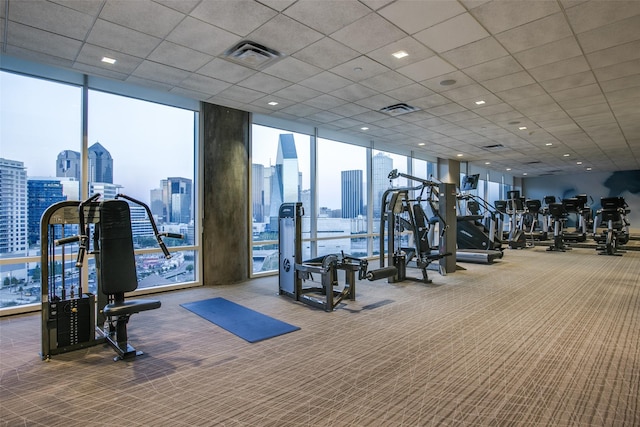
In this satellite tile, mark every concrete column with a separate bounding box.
[437,158,461,186]
[201,103,250,285]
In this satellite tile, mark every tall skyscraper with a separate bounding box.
[56,150,81,180]
[0,159,28,254]
[88,142,113,184]
[27,178,66,245]
[341,170,364,218]
[268,134,299,230]
[372,152,393,217]
[163,177,192,224]
[251,164,265,223]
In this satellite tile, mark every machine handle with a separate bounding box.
[55,235,80,246]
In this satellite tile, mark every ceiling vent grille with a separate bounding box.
[223,41,283,69]
[482,144,504,149]
[524,160,541,165]
[380,103,420,116]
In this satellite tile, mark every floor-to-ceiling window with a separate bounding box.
[250,124,311,274]
[317,138,368,258]
[0,69,198,313]
[0,71,81,310]
[88,90,197,289]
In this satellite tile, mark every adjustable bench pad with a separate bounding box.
[103,299,161,316]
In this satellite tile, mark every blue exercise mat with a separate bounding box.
[181,297,300,343]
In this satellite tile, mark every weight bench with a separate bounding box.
[99,199,161,361]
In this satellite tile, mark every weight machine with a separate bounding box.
[379,170,452,283]
[278,203,396,312]
[41,193,182,361]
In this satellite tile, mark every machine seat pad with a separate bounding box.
[103,299,161,316]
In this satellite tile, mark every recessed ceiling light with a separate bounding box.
[545,143,553,146]
[392,50,409,59]
[523,173,528,176]
[475,100,486,105]
[361,127,369,130]
[576,161,582,165]
[418,142,425,146]
[586,167,592,171]
[485,162,490,165]
[440,79,456,86]
[518,126,527,130]
[456,153,463,157]
[267,101,278,106]
[506,168,512,171]
[101,56,116,64]
[563,154,570,157]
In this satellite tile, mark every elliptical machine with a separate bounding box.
[546,202,571,252]
[593,196,630,256]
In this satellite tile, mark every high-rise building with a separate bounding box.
[251,164,265,223]
[372,152,393,217]
[268,134,299,230]
[341,170,364,218]
[56,150,81,181]
[27,178,66,245]
[88,142,113,184]
[0,159,28,254]
[164,177,192,224]
[150,188,164,221]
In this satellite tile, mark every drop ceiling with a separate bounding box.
[1,0,639,176]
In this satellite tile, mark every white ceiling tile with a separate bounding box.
[592,58,640,83]
[414,13,489,54]
[216,85,268,104]
[263,57,322,83]
[331,13,406,54]
[495,84,546,102]
[154,0,200,14]
[496,12,572,54]
[440,37,508,69]
[7,21,82,60]
[330,83,379,102]
[298,71,352,92]
[330,56,390,82]
[191,0,277,37]
[246,14,324,55]
[178,74,232,96]
[148,41,213,72]
[366,37,435,70]
[100,0,184,38]
[272,84,323,102]
[86,19,161,58]
[482,71,536,93]
[167,17,240,57]
[378,0,465,34]
[577,14,640,54]
[538,71,596,92]
[75,43,142,74]
[385,83,434,101]
[283,0,370,35]
[9,0,94,40]
[292,37,360,69]
[528,56,590,82]
[237,73,292,93]
[301,93,347,110]
[470,0,560,33]
[514,36,582,70]
[197,58,256,84]
[130,60,191,85]
[464,56,523,82]
[360,70,413,92]
[587,40,640,69]
[565,0,640,34]
[396,56,456,82]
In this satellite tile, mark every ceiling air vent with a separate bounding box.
[482,144,504,149]
[380,103,420,116]
[223,41,283,69]
[524,161,541,165]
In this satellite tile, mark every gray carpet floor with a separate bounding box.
[1,246,638,426]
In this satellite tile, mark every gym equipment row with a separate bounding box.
[492,192,631,255]
[41,194,182,361]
